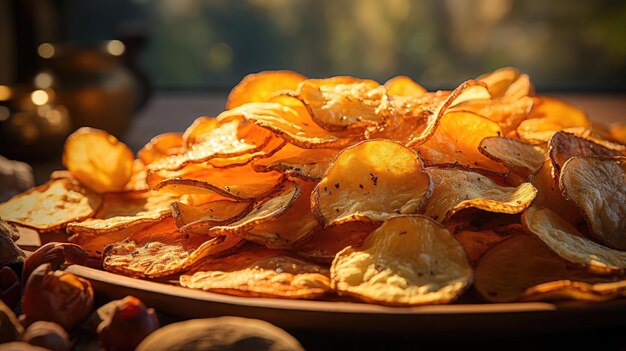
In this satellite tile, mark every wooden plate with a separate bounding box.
[65,264,626,337]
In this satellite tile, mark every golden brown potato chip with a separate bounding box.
[292,77,391,131]
[149,164,285,201]
[331,215,471,306]
[0,179,101,231]
[454,229,506,265]
[148,121,272,172]
[296,221,380,264]
[423,167,536,223]
[312,140,432,225]
[414,111,508,174]
[243,181,319,249]
[609,122,626,145]
[476,67,533,100]
[226,70,306,110]
[180,245,331,299]
[384,75,427,97]
[182,117,219,147]
[171,200,252,230]
[453,96,534,133]
[405,80,491,147]
[559,156,626,250]
[516,97,591,143]
[62,127,134,193]
[523,206,626,274]
[479,136,547,180]
[66,191,177,234]
[252,143,338,181]
[138,133,184,165]
[548,131,622,174]
[206,181,300,238]
[475,234,624,302]
[529,159,582,224]
[122,160,149,192]
[102,218,243,278]
[204,134,287,169]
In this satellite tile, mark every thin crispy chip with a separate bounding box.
[609,122,626,145]
[296,221,379,264]
[63,127,134,193]
[138,133,184,165]
[455,229,506,265]
[423,167,536,223]
[517,97,591,143]
[384,75,427,97]
[180,245,331,299]
[453,96,534,133]
[149,164,285,200]
[182,117,219,147]
[312,140,432,225]
[523,206,626,274]
[292,77,391,131]
[0,179,101,231]
[475,234,624,302]
[206,181,300,237]
[243,181,319,249]
[479,136,547,180]
[415,111,508,174]
[529,159,582,224]
[148,121,272,172]
[102,218,243,278]
[476,67,533,100]
[226,70,306,110]
[252,143,338,181]
[331,215,471,306]
[171,200,252,230]
[548,131,622,174]
[559,157,626,250]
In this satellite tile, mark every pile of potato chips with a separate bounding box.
[2,68,626,306]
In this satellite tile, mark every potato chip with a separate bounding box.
[523,206,626,274]
[62,127,134,193]
[559,156,626,250]
[138,133,184,165]
[252,143,338,181]
[180,245,331,299]
[528,159,581,224]
[331,215,471,306]
[226,70,306,110]
[296,221,380,264]
[203,134,287,169]
[414,111,508,174]
[291,77,391,131]
[479,136,547,180]
[453,96,534,133]
[475,234,624,303]
[171,200,252,230]
[476,67,533,100]
[150,164,285,201]
[243,181,319,249]
[423,167,536,223]
[102,218,243,278]
[609,122,626,145]
[384,75,427,97]
[182,117,219,147]
[0,179,101,231]
[206,181,301,237]
[454,229,506,265]
[548,131,622,174]
[516,97,591,142]
[312,140,432,225]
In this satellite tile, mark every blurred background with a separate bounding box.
[1,0,625,190]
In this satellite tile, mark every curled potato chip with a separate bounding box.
[203,134,286,169]
[476,67,533,100]
[296,221,379,264]
[559,156,626,250]
[523,206,626,274]
[182,117,219,147]
[63,128,134,193]
[138,133,184,165]
[454,229,506,265]
[475,234,624,303]
[548,131,622,174]
[423,167,536,223]
[0,179,101,231]
[252,143,338,181]
[313,140,432,225]
[226,70,306,110]
[516,97,591,142]
[414,111,508,174]
[292,77,391,131]
[529,159,582,224]
[331,215,472,306]
[102,218,243,278]
[384,75,427,97]
[180,245,331,299]
[149,164,285,200]
[479,136,547,180]
[453,96,534,133]
[609,122,626,145]
[171,200,252,231]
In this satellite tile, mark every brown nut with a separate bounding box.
[0,300,23,344]
[21,242,90,283]
[97,296,159,351]
[0,267,21,309]
[22,321,71,351]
